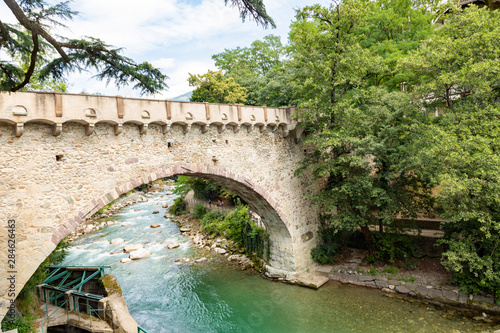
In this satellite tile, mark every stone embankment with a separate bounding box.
[315,265,500,324]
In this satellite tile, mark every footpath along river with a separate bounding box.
[60,187,497,333]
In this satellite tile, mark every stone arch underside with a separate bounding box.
[50,164,296,272]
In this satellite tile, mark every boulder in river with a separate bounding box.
[121,258,132,263]
[162,203,169,208]
[150,224,161,228]
[166,241,180,249]
[214,247,226,255]
[110,238,125,245]
[179,227,191,233]
[152,210,159,214]
[123,244,144,253]
[129,248,152,260]
[195,258,208,263]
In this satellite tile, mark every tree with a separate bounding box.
[400,5,500,108]
[404,5,500,296]
[291,0,434,252]
[1,0,274,94]
[188,70,247,104]
[212,35,293,107]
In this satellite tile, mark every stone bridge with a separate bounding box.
[0,91,319,319]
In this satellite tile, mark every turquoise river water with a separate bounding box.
[61,187,498,333]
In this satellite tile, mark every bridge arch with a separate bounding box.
[51,163,296,272]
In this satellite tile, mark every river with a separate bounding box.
[60,186,495,333]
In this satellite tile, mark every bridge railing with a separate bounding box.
[0,91,299,138]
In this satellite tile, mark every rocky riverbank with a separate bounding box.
[166,213,261,271]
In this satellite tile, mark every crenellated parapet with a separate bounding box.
[0,91,300,139]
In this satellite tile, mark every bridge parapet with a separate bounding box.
[0,91,298,137]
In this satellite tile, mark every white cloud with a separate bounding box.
[150,58,176,70]
[162,59,216,99]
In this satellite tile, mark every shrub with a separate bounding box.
[193,204,208,220]
[310,227,344,265]
[200,211,226,236]
[168,197,187,216]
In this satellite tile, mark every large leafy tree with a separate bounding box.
[404,5,500,296]
[1,0,275,94]
[291,0,435,251]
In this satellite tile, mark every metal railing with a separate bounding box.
[138,326,149,333]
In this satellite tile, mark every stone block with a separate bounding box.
[441,290,458,302]
[427,288,443,298]
[395,286,411,295]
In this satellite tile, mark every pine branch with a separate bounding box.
[3,0,69,60]
[226,0,275,28]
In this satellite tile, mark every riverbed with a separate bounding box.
[61,188,497,332]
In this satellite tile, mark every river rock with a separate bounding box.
[264,265,289,279]
[214,247,226,254]
[134,209,141,212]
[123,244,144,253]
[152,210,159,214]
[110,238,125,245]
[195,258,208,263]
[179,227,191,233]
[121,223,131,227]
[129,248,152,260]
[162,203,169,208]
[150,224,161,228]
[166,241,180,249]
[121,258,132,263]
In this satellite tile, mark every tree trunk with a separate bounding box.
[360,225,375,256]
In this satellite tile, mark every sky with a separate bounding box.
[2,0,331,99]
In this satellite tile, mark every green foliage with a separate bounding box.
[369,266,377,276]
[225,0,275,28]
[189,70,247,104]
[2,0,275,93]
[1,313,36,333]
[382,266,398,275]
[168,197,188,216]
[403,6,500,296]
[310,227,344,264]
[372,232,415,263]
[200,211,227,236]
[193,204,208,220]
[174,176,221,200]
[291,1,435,254]
[211,35,293,107]
[199,205,269,259]
[400,5,500,108]
[174,176,242,204]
